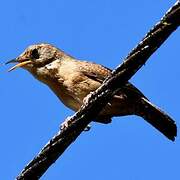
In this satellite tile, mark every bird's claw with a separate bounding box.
[83,92,94,105]
[60,116,72,130]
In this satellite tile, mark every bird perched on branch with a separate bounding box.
[6,43,177,141]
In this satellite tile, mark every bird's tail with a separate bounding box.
[135,97,177,141]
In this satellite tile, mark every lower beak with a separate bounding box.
[6,58,32,72]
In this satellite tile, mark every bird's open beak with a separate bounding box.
[6,58,32,72]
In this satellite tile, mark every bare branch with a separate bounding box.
[17,1,180,180]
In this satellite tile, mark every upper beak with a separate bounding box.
[5,59,19,64]
[6,58,32,72]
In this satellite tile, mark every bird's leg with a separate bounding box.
[83,92,113,124]
[60,116,73,130]
[83,92,94,105]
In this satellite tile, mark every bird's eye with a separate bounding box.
[31,49,39,59]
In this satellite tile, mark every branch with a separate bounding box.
[17,1,180,179]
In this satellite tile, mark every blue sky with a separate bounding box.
[0,1,179,179]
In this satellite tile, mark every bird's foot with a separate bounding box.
[83,92,94,105]
[60,116,73,130]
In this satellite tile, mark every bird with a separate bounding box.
[6,43,177,141]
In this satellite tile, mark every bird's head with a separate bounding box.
[6,43,67,73]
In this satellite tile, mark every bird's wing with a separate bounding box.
[78,60,111,83]
[79,60,147,99]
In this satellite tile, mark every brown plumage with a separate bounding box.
[6,43,177,141]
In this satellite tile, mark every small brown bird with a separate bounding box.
[6,43,177,141]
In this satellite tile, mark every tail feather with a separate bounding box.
[136,97,177,141]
